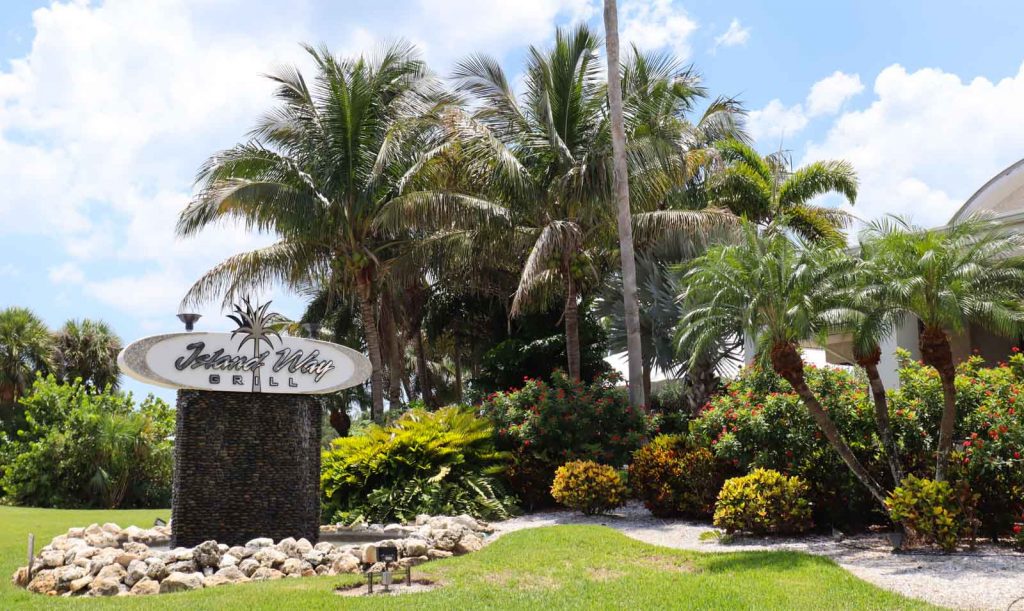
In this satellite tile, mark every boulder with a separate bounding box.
[275,537,301,558]
[40,549,65,568]
[431,528,462,551]
[101,522,123,534]
[228,545,251,560]
[452,514,481,530]
[67,527,86,539]
[125,559,147,587]
[313,542,335,553]
[427,549,453,559]
[11,566,30,587]
[399,555,429,568]
[202,574,230,588]
[130,577,160,596]
[218,553,239,569]
[454,533,484,554]
[315,564,331,576]
[415,514,432,526]
[69,575,93,593]
[88,548,120,575]
[213,565,249,584]
[168,547,194,562]
[193,540,223,569]
[51,564,86,590]
[245,537,273,550]
[144,558,168,581]
[254,547,287,568]
[238,558,260,577]
[302,549,325,566]
[121,541,149,556]
[25,571,56,595]
[280,558,305,576]
[166,560,197,574]
[115,552,140,568]
[330,554,360,574]
[160,571,204,593]
[249,567,285,581]
[89,577,123,596]
[294,538,313,555]
[404,538,429,557]
[122,525,145,541]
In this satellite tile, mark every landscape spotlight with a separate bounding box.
[177,313,201,332]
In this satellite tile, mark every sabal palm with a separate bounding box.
[54,319,123,391]
[0,307,53,403]
[859,215,1024,481]
[177,42,452,420]
[677,223,888,506]
[708,140,857,243]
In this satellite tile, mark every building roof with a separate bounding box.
[950,158,1024,223]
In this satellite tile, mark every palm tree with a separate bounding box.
[677,222,888,506]
[177,42,453,421]
[228,299,283,393]
[0,307,53,404]
[708,140,857,244]
[54,319,122,391]
[859,215,1024,481]
[603,0,645,407]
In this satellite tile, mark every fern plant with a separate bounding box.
[321,407,517,524]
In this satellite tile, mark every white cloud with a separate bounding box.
[49,262,84,285]
[806,71,864,116]
[804,62,1024,227]
[713,18,749,50]
[746,98,809,144]
[620,0,698,60]
[746,71,862,142]
[0,263,18,277]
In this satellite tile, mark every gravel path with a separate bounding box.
[489,503,1024,610]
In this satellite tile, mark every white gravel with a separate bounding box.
[489,502,1024,610]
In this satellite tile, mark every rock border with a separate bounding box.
[12,514,490,597]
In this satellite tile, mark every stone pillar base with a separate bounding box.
[171,390,322,547]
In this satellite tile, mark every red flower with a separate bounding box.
[963,440,972,447]
[1014,524,1022,534]
[1015,452,1021,459]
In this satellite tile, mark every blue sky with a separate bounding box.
[2,0,1024,402]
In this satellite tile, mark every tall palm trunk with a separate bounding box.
[642,361,652,405]
[356,278,385,422]
[771,342,888,507]
[920,326,957,481]
[453,340,464,403]
[382,299,403,411]
[565,272,582,381]
[685,356,719,416]
[858,348,903,484]
[604,0,645,408]
[414,330,434,406]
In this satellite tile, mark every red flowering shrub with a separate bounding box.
[481,370,653,509]
[692,351,1024,538]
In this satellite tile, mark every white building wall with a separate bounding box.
[878,315,921,390]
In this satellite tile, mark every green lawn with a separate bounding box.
[0,506,938,610]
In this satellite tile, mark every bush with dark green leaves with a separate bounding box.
[1,375,173,508]
[320,407,517,524]
[481,370,653,510]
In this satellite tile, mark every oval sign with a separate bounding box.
[118,332,372,394]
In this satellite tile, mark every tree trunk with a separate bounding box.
[383,303,403,412]
[642,361,652,405]
[453,340,464,404]
[771,341,889,508]
[859,349,903,485]
[603,0,646,408]
[414,330,434,407]
[685,356,719,416]
[919,326,957,481]
[356,279,385,422]
[564,274,582,381]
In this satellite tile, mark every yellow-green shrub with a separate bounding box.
[550,460,627,515]
[713,468,813,535]
[885,475,972,551]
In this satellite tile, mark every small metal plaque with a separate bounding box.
[376,546,399,563]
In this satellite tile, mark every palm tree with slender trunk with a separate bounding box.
[678,222,889,507]
[0,307,53,404]
[54,319,123,391]
[177,42,454,421]
[859,215,1024,481]
[604,0,645,406]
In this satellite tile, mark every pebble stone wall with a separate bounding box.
[172,390,322,547]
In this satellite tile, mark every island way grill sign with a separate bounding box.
[118,301,371,394]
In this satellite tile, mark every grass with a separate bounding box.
[0,506,939,610]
